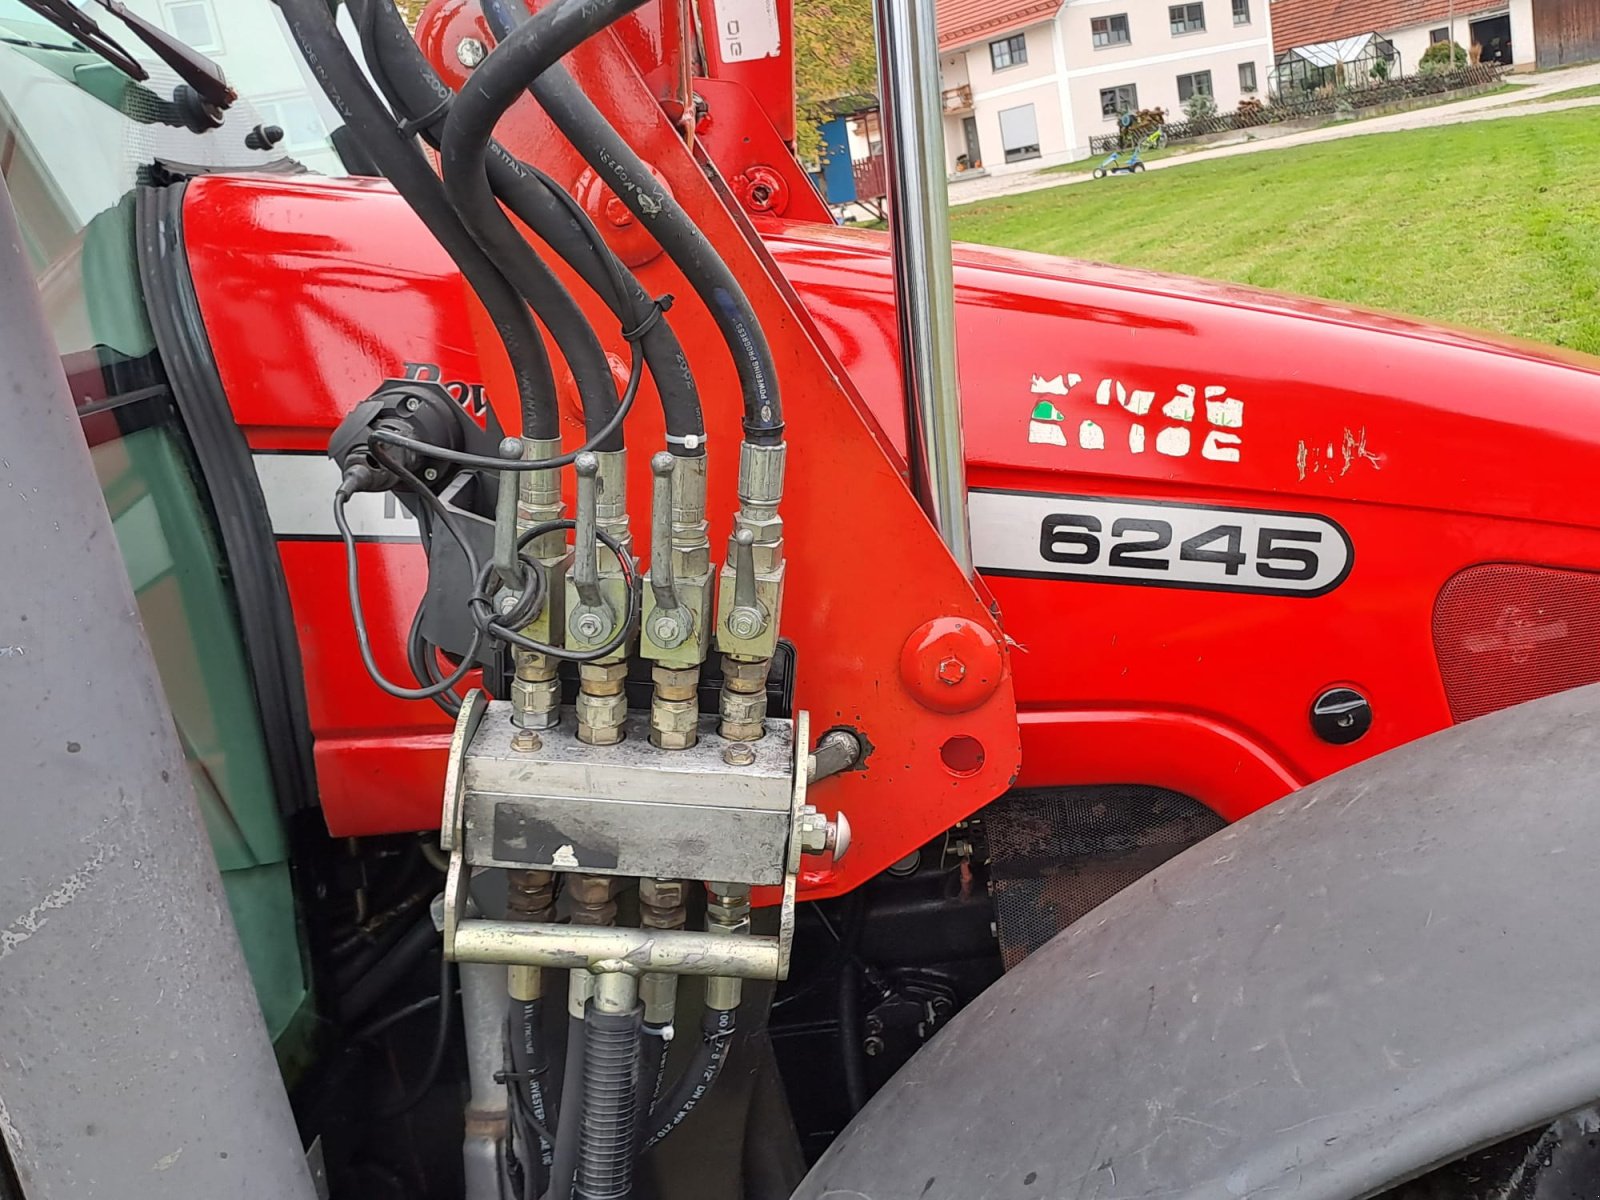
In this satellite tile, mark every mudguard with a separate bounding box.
[796,684,1600,1200]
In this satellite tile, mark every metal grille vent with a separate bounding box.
[1433,563,1600,724]
[982,786,1224,970]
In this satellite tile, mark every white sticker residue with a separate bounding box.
[1023,372,1246,464]
[713,0,781,61]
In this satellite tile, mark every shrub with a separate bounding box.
[1419,40,1468,72]
[1183,92,1218,121]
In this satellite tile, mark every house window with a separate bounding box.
[1176,70,1213,101]
[255,95,326,152]
[990,33,1028,71]
[1169,3,1205,35]
[1091,14,1131,47]
[998,103,1041,162]
[1429,27,1450,42]
[1100,84,1139,118]
[163,0,221,53]
[1238,61,1257,92]
[1232,0,1250,24]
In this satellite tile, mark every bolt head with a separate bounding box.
[510,729,542,753]
[603,195,634,228]
[936,655,967,685]
[456,37,486,67]
[404,396,422,412]
[650,613,684,644]
[574,612,605,641]
[423,467,440,481]
[722,743,756,767]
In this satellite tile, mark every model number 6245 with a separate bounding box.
[968,491,1353,598]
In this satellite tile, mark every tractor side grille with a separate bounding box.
[1433,564,1600,724]
[982,786,1224,970]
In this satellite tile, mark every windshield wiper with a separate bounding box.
[14,0,147,81]
[15,0,235,128]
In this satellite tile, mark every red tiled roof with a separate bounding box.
[936,0,1064,52]
[1271,0,1466,54]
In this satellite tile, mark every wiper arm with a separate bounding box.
[14,0,148,82]
[91,0,235,112]
[13,0,235,124]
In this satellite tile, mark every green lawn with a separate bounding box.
[1509,82,1600,105]
[948,106,1600,354]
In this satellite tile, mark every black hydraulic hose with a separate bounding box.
[547,1014,587,1200]
[437,32,623,452]
[478,0,784,445]
[628,1021,668,1162]
[508,997,553,1194]
[373,949,458,1120]
[272,0,557,442]
[336,911,438,1023]
[577,1002,643,1200]
[353,0,705,458]
[837,890,870,1114]
[642,1006,734,1151]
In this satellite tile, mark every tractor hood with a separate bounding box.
[765,219,1600,532]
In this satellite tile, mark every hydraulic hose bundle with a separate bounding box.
[273,0,791,1196]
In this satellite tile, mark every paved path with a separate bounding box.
[948,64,1600,208]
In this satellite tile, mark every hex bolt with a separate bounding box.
[603,195,633,228]
[511,729,542,753]
[423,467,440,481]
[937,655,966,685]
[722,743,756,767]
[575,612,605,641]
[456,37,486,67]
[404,396,421,412]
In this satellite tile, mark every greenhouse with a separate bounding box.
[1271,32,1400,97]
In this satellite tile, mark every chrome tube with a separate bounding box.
[872,0,974,576]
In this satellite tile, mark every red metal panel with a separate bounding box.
[760,218,1600,813]
[694,0,797,144]
[182,47,1023,898]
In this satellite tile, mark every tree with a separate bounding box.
[792,0,878,163]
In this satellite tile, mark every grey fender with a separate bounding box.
[797,684,1600,1200]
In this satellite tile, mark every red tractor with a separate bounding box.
[4,0,1600,1197]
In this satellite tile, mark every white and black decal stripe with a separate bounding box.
[971,489,1352,597]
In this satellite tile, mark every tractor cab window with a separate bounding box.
[0,0,317,1056]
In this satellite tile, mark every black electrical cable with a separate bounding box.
[372,947,458,1120]
[642,1006,735,1151]
[351,0,706,458]
[407,599,463,716]
[364,332,647,474]
[336,487,485,701]
[273,0,558,442]
[478,0,784,446]
[546,1015,588,1200]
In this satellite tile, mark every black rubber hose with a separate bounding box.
[335,912,437,1023]
[478,0,783,445]
[508,997,553,1194]
[629,1022,669,1161]
[352,0,705,458]
[436,32,622,451]
[372,948,458,1120]
[577,1003,643,1200]
[642,1006,734,1151]
[547,1014,587,1200]
[272,0,557,442]
[837,890,870,1114]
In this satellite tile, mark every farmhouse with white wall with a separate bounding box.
[937,0,1276,175]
